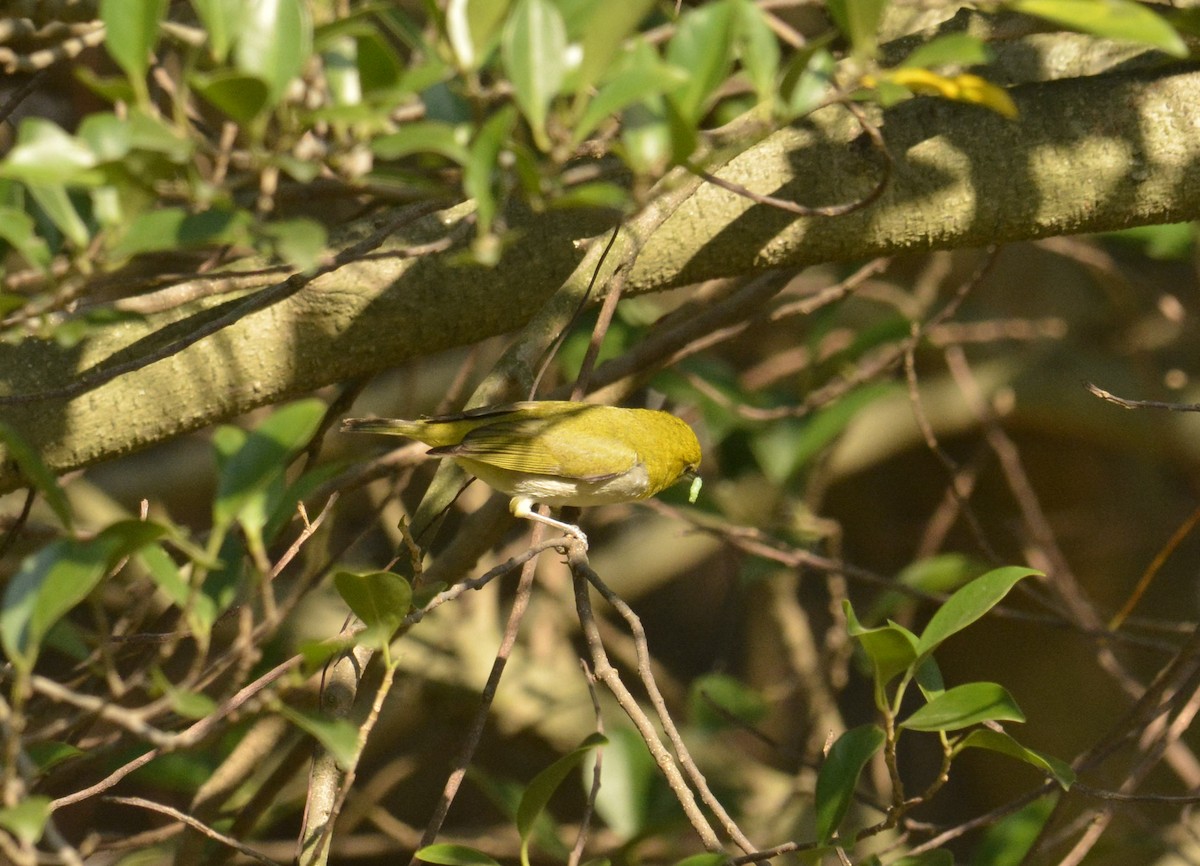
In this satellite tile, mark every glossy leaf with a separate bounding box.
[259,217,327,271]
[0,797,50,846]
[101,0,167,83]
[2,120,98,185]
[814,724,885,842]
[572,54,689,145]
[235,0,313,103]
[417,844,503,866]
[110,207,249,259]
[586,725,659,837]
[277,704,359,770]
[916,567,1039,658]
[464,106,517,237]
[673,856,731,866]
[192,71,272,124]
[734,0,780,103]
[25,741,84,773]
[900,682,1026,732]
[212,399,327,530]
[782,45,835,118]
[191,0,244,62]
[1,521,167,671]
[137,542,217,646]
[890,852,955,866]
[517,733,607,843]
[957,728,1075,789]
[373,121,471,164]
[571,0,654,94]
[0,421,71,530]
[974,797,1056,864]
[445,0,513,70]
[826,0,887,56]
[902,33,991,69]
[620,101,671,176]
[334,570,413,635]
[0,207,50,270]
[323,35,362,106]
[1009,0,1186,57]
[844,600,919,689]
[502,0,568,151]
[688,673,769,732]
[666,0,737,123]
[27,184,91,248]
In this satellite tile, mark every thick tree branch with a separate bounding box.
[2,64,1199,491]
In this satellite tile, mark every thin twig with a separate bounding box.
[103,796,283,866]
[567,543,723,850]
[410,522,547,862]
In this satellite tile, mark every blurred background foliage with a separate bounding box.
[2,0,1200,864]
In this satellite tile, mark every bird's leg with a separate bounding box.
[510,497,588,548]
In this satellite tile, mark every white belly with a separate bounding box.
[457,458,651,506]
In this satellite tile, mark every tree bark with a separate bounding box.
[3,64,1199,492]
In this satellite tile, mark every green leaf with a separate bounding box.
[866,553,988,625]
[890,852,955,866]
[734,0,780,104]
[0,421,72,530]
[844,600,919,689]
[974,796,1055,866]
[901,33,991,69]
[5,119,100,184]
[334,570,413,633]
[76,113,132,163]
[572,54,689,145]
[373,121,471,164]
[673,856,730,866]
[1009,0,1186,57]
[586,725,660,837]
[25,741,84,773]
[781,44,834,118]
[417,844,503,866]
[27,184,91,248]
[137,542,217,646]
[516,733,607,846]
[191,0,242,62]
[814,724,885,842]
[277,704,359,770]
[101,0,167,83]
[900,682,1026,731]
[110,206,250,259]
[323,35,362,106]
[750,383,891,483]
[463,106,517,237]
[445,0,513,70]
[0,207,51,270]
[957,728,1075,789]
[548,181,631,212]
[235,0,313,103]
[192,71,272,124]
[688,673,769,732]
[502,0,568,151]
[258,217,327,271]
[571,0,654,94]
[916,566,1039,658]
[826,0,887,56]
[0,796,50,846]
[0,521,167,670]
[212,399,327,530]
[666,0,737,123]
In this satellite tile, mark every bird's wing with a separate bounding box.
[431,417,639,481]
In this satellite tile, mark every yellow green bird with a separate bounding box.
[341,401,702,545]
